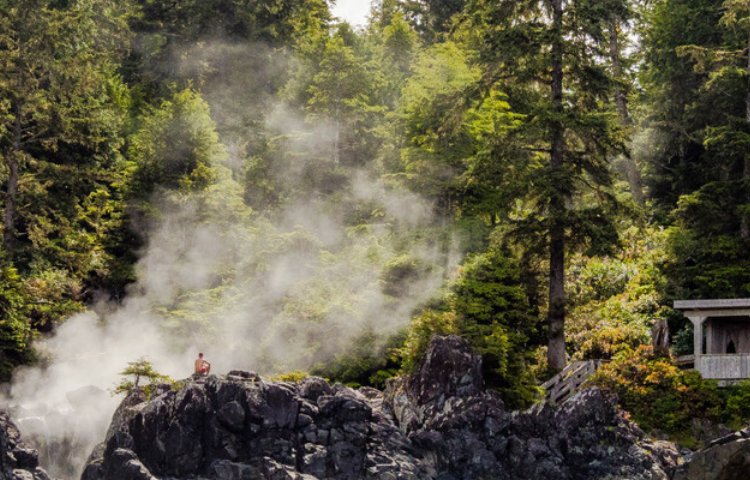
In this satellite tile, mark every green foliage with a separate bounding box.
[268,370,310,383]
[399,247,542,409]
[592,346,750,443]
[112,358,172,399]
[567,226,669,360]
[312,331,405,389]
[130,89,226,195]
[0,261,33,381]
[672,324,694,356]
[664,186,750,299]
[381,256,433,297]
[398,308,461,373]
[453,248,541,408]
[640,0,750,300]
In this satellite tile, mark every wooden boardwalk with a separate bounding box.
[541,360,607,405]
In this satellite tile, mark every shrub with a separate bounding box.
[113,358,173,400]
[398,247,542,409]
[397,308,459,373]
[567,227,669,361]
[591,346,750,443]
[269,370,310,383]
[0,263,34,382]
[312,331,404,389]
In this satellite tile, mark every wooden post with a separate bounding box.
[689,316,706,373]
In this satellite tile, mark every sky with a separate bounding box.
[330,0,371,27]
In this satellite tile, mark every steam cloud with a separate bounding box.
[2,40,461,479]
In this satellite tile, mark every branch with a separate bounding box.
[20,129,51,146]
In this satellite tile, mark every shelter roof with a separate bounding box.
[674,299,750,318]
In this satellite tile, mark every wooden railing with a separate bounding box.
[698,354,750,380]
[674,354,695,367]
[542,360,607,405]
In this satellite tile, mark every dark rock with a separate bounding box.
[383,335,676,480]
[691,418,734,449]
[0,412,50,480]
[217,401,246,432]
[66,385,108,411]
[672,428,750,480]
[408,335,484,406]
[299,377,333,402]
[227,370,262,382]
[83,336,679,480]
[102,448,156,480]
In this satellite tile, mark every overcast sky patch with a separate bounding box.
[330,0,371,28]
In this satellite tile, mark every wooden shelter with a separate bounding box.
[674,299,750,380]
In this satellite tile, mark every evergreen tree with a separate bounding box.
[0,0,128,252]
[404,0,467,42]
[639,0,725,213]
[466,0,625,369]
[605,3,645,206]
[642,0,750,298]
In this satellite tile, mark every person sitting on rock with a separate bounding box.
[195,353,211,375]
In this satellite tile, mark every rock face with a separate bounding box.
[0,412,51,480]
[82,336,679,480]
[672,426,750,480]
[82,370,421,480]
[384,335,679,480]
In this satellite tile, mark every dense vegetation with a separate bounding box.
[3,0,750,445]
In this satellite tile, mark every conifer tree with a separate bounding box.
[467,0,625,369]
[0,0,127,251]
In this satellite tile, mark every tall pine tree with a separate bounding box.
[0,0,128,251]
[467,0,624,369]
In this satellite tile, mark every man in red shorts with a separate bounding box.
[195,353,211,375]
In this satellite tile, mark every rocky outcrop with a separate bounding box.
[671,426,750,480]
[82,336,680,480]
[384,335,679,480]
[0,412,50,480]
[82,370,421,480]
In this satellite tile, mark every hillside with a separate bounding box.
[4,0,750,476]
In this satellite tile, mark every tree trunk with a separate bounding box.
[3,151,19,250]
[3,41,23,251]
[333,78,341,166]
[609,17,630,126]
[547,0,567,371]
[609,17,645,207]
[743,35,750,239]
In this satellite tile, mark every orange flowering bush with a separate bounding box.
[590,345,750,438]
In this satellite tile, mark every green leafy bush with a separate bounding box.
[591,346,750,443]
[312,331,404,389]
[567,227,669,360]
[0,263,33,381]
[269,370,310,383]
[398,247,542,409]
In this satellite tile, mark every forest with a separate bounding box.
[3,0,750,445]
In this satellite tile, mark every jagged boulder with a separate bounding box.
[383,335,679,480]
[672,426,750,480]
[0,412,50,480]
[83,335,680,480]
